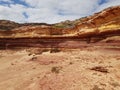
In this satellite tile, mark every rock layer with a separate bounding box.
[0,6,120,49]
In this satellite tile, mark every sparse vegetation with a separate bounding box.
[51,66,62,74]
[53,25,67,28]
[53,16,88,29]
[53,20,75,29]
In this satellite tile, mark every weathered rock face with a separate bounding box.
[0,20,20,31]
[75,6,120,37]
[0,6,120,49]
[0,6,120,38]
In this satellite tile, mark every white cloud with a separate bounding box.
[0,0,119,23]
[22,0,100,23]
[0,4,26,22]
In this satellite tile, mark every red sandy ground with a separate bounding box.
[0,46,120,90]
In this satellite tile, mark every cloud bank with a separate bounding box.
[0,0,120,23]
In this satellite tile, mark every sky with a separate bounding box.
[0,0,120,24]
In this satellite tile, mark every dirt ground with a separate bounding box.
[0,46,120,90]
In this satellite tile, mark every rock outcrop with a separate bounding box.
[0,6,120,49]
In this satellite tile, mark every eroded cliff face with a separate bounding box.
[0,6,120,49]
[0,6,120,38]
[75,6,120,37]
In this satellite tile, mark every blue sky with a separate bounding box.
[0,0,120,23]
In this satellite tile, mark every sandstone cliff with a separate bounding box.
[0,6,120,49]
[0,6,120,39]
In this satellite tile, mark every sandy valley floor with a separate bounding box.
[0,47,120,90]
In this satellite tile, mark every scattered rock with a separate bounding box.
[32,67,36,69]
[69,62,73,65]
[30,57,37,61]
[50,48,61,53]
[28,53,32,56]
[11,63,15,65]
[90,66,109,73]
[91,85,105,90]
[110,82,120,87]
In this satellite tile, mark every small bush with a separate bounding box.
[51,66,62,74]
